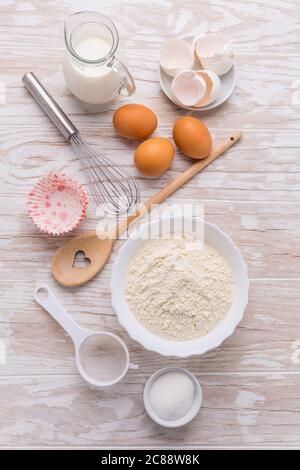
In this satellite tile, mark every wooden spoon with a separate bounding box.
[52,131,241,287]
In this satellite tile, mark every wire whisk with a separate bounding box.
[70,134,140,215]
[23,72,140,215]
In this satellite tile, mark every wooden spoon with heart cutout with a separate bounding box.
[52,131,241,287]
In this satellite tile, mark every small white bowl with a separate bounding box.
[144,367,202,428]
[111,216,249,358]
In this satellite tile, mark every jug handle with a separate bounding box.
[108,57,136,96]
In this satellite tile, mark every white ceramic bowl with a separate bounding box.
[143,367,202,428]
[111,216,249,357]
[159,34,237,111]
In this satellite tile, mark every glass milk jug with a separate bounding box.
[63,12,135,104]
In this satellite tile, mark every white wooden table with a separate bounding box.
[1,0,300,449]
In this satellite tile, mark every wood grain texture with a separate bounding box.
[0,279,299,376]
[3,54,300,131]
[0,0,300,448]
[0,201,298,280]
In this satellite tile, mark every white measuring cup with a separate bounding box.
[34,285,138,388]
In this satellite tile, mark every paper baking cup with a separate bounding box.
[28,172,88,235]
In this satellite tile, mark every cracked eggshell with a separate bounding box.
[172,70,207,107]
[194,34,234,76]
[194,70,221,107]
[160,38,195,77]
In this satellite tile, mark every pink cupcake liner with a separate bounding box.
[27,172,88,236]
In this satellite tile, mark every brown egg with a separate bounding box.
[173,116,212,159]
[134,137,174,176]
[113,104,158,140]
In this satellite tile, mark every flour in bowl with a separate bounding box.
[125,238,234,341]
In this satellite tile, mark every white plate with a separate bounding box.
[159,34,237,111]
[111,216,249,358]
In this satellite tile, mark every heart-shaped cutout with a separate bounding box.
[72,250,91,269]
[52,232,114,287]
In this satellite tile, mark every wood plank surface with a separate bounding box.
[1,372,300,447]
[0,279,299,376]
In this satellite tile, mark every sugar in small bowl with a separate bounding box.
[144,367,202,428]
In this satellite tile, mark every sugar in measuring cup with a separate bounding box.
[34,285,137,388]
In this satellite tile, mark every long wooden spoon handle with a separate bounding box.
[115,131,241,238]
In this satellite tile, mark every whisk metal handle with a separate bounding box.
[22,72,78,140]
